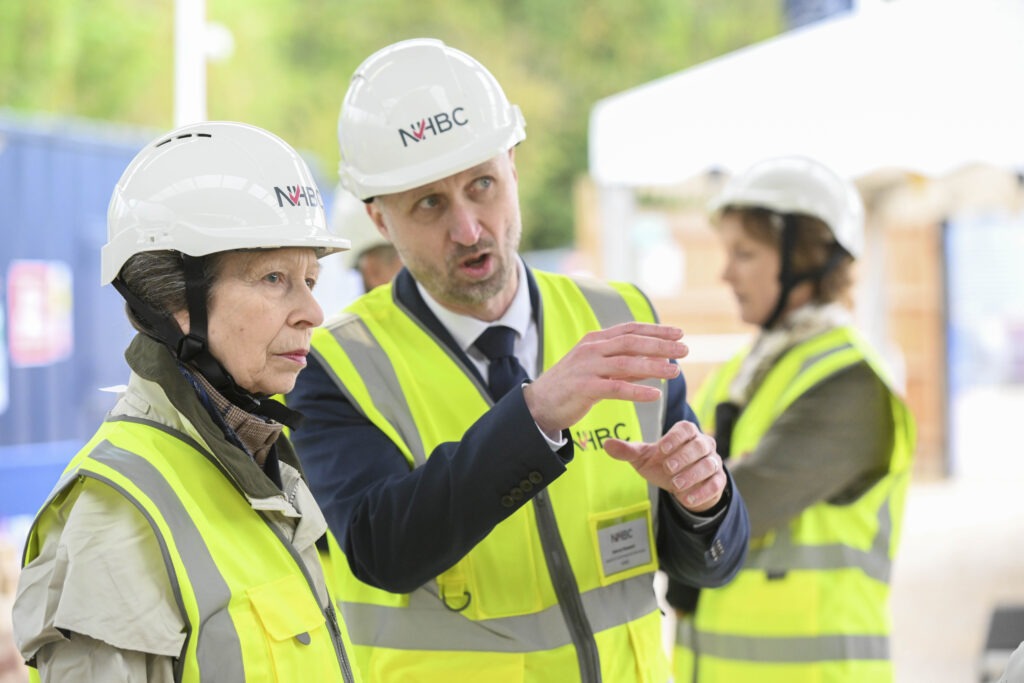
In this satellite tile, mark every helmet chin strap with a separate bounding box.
[761,214,851,331]
[112,255,305,430]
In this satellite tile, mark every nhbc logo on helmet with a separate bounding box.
[275,185,323,208]
[398,107,469,147]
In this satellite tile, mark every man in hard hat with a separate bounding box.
[330,187,403,293]
[353,242,401,292]
[666,155,915,683]
[288,38,749,682]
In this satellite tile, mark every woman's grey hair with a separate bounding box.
[117,250,222,337]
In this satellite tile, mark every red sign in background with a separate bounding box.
[6,260,73,368]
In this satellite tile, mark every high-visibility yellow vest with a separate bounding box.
[311,272,670,682]
[23,418,359,683]
[674,326,915,683]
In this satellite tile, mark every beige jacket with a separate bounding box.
[13,337,331,682]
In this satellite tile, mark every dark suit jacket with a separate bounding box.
[287,266,749,593]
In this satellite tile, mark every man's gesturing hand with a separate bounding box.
[522,322,687,436]
[604,421,726,513]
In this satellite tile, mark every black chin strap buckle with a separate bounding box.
[177,334,206,362]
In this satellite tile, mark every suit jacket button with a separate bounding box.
[528,471,543,485]
[510,487,525,501]
[519,479,533,493]
[501,495,515,508]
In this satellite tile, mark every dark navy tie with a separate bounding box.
[474,326,530,400]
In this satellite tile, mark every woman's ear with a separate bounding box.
[173,309,190,335]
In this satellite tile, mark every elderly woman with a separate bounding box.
[12,121,360,682]
[666,156,916,683]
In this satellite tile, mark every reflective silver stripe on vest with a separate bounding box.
[572,279,665,446]
[323,315,429,467]
[744,466,895,584]
[342,572,658,652]
[677,623,889,663]
[780,341,857,406]
[798,341,855,376]
[572,279,665,515]
[87,442,246,683]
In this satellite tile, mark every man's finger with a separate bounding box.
[603,438,643,463]
[588,322,683,342]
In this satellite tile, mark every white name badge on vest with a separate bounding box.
[591,504,656,582]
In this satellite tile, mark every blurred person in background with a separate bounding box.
[353,242,402,292]
[666,155,916,683]
[332,189,403,292]
[12,121,360,682]
[321,189,404,305]
[287,37,749,682]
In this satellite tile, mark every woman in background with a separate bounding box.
[667,155,916,683]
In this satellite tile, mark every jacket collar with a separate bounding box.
[124,334,303,501]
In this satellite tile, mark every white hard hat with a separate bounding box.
[337,38,526,200]
[709,155,864,258]
[102,121,351,284]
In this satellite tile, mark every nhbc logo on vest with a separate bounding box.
[398,107,469,147]
[274,185,323,208]
[574,423,630,452]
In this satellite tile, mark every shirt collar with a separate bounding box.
[416,256,531,354]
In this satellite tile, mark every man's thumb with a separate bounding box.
[603,438,640,463]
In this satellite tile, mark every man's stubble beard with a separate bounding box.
[407,218,522,312]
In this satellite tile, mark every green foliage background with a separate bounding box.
[0,0,781,250]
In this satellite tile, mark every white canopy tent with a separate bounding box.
[589,0,1024,186]
[586,0,1024,370]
